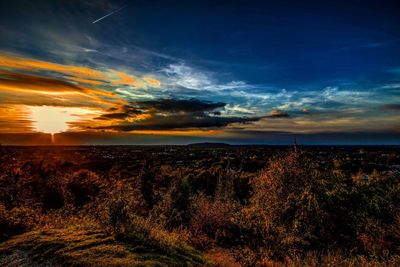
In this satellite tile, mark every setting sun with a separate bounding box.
[29,106,98,139]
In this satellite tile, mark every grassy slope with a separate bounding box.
[0,228,208,267]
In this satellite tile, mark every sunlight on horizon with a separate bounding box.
[29,106,97,135]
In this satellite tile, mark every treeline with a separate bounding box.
[0,149,399,266]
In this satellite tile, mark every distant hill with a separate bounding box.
[187,142,231,148]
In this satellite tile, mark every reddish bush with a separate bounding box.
[189,193,238,247]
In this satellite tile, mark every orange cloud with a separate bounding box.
[0,105,33,133]
[0,69,114,95]
[111,70,144,87]
[126,113,152,122]
[0,54,107,80]
[69,77,104,86]
[0,53,159,91]
[143,77,161,87]
[0,69,122,108]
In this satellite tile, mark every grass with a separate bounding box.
[0,227,208,267]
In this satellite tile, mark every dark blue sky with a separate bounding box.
[110,0,400,86]
[0,0,399,144]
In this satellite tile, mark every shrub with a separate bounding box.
[0,204,38,241]
[189,193,239,247]
[247,151,329,255]
[42,176,65,210]
[103,193,206,265]
[99,179,147,234]
[150,177,192,229]
[64,169,103,207]
[244,150,400,262]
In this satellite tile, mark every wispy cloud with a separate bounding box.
[161,63,249,91]
[0,53,161,90]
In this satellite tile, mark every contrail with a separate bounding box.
[92,5,126,24]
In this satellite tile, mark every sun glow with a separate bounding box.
[29,106,97,136]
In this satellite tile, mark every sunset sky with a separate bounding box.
[0,0,399,145]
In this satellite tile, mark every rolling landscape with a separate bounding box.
[1,144,400,266]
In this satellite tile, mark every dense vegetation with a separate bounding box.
[0,146,399,266]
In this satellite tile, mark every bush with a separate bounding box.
[245,150,400,261]
[102,182,146,236]
[64,169,103,207]
[150,177,192,229]
[0,204,38,241]
[247,151,329,255]
[102,192,206,265]
[189,193,239,248]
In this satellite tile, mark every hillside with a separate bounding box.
[1,146,400,266]
[0,228,207,267]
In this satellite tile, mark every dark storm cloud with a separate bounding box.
[137,98,225,113]
[96,112,131,120]
[95,104,144,120]
[96,99,226,121]
[382,104,400,111]
[95,115,259,131]
[265,110,290,118]
[93,98,260,131]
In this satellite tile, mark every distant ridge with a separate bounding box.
[187,142,231,148]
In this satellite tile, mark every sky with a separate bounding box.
[0,0,399,145]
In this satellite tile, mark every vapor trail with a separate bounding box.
[92,5,126,24]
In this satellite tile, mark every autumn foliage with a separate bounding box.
[0,146,399,266]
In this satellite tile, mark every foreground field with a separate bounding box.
[0,145,399,266]
[0,228,207,266]
[1,229,399,267]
